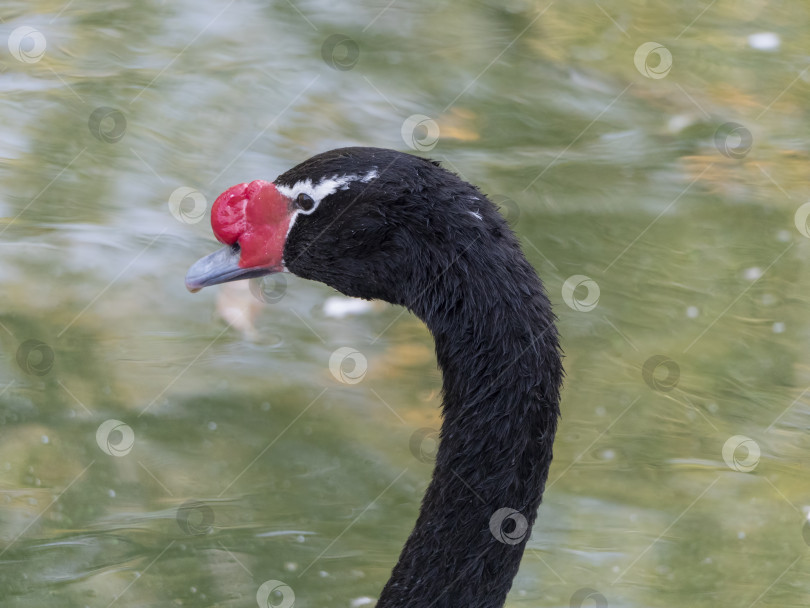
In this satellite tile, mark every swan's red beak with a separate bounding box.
[185,180,293,292]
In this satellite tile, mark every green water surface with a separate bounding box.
[1,1,808,606]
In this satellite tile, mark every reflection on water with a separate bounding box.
[1,1,809,606]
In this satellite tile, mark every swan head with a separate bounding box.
[186,147,508,307]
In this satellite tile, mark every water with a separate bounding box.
[1,1,809,606]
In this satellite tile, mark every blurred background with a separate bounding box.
[1,1,809,606]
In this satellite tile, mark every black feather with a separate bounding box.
[279,147,563,608]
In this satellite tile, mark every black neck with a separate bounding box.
[377,244,563,608]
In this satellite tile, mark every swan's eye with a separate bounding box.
[296,193,316,212]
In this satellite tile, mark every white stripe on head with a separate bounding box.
[277,169,378,270]
[276,169,378,208]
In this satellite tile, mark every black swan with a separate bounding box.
[186,147,563,608]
